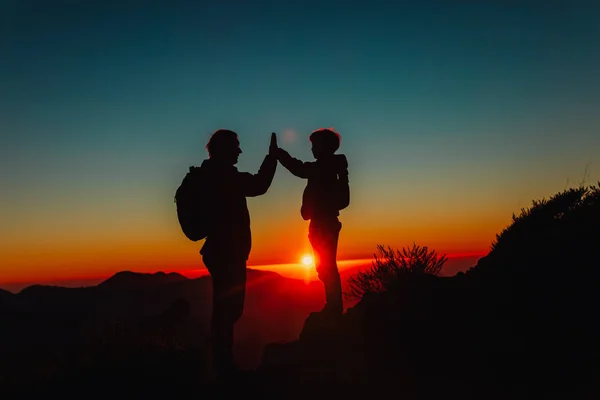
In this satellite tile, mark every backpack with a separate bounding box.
[174,166,212,241]
[299,154,350,221]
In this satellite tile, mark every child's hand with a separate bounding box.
[275,147,287,160]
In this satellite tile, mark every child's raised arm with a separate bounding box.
[276,148,311,179]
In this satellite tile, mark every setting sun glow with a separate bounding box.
[301,255,314,268]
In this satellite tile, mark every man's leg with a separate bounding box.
[309,220,343,316]
[204,256,247,375]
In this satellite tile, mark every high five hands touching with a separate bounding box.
[269,132,278,157]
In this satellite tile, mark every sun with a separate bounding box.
[301,254,314,268]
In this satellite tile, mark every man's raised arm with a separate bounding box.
[239,133,278,197]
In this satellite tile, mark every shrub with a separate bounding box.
[346,244,448,300]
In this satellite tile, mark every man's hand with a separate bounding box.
[269,132,278,157]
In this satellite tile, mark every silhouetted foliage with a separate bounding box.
[468,183,600,280]
[491,185,593,251]
[345,244,448,300]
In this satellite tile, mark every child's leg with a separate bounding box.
[309,219,343,315]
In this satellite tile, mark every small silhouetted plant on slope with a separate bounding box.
[346,244,448,300]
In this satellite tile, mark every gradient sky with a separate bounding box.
[2,1,600,287]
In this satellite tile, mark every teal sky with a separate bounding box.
[1,0,600,285]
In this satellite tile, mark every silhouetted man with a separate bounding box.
[200,129,278,377]
[276,128,350,317]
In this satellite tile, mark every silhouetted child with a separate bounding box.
[277,128,350,317]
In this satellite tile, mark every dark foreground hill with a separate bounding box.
[0,268,324,395]
[0,288,14,306]
[258,185,600,399]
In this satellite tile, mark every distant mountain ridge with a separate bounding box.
[98,271,189,290]
[0,288,14,309]
[0,268,325,372]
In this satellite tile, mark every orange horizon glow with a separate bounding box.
[0,241,490,284]
[0,250,489,294]
[1,193,507,289]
